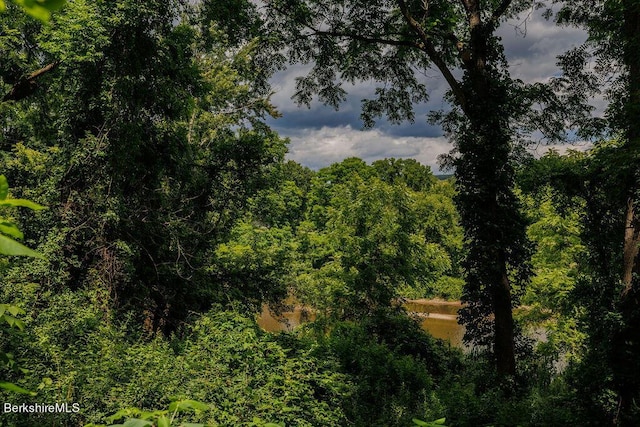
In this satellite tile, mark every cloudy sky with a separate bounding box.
[263,6,589,174]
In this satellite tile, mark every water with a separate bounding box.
[258,298,466,348]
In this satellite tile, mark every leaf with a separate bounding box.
[157,416,171,427]
[41,0,66,11]
[0,222,24,239]
[0,234,44,258]
[0,381,36,395]
[0,176,7,200]
[1,0,64,22]
[10,0,50,21]
[0,198,46,210]
[122,419,154,427]
[412,419,447,427]
[168,400,209,413]
[6,305,24,316]
[2,314,26,330]
[106,408,142,424]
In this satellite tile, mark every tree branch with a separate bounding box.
[2,61,61,102]
[489,0,513,29]
[311,30,422,50]
[397,0,467,112]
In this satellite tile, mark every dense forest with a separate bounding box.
[0,0,639,426]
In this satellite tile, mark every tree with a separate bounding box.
[546,1,640,423]
[260,0,546,376]
[0,0,287,333]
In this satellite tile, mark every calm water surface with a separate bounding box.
[258,299,466,348]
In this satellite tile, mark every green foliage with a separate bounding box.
[86,398,209,427]
[1,303,351,426]
[518,185,587,361]
[0,175,45,258]
[0,0,65,22]
[0,0,288,331]
[516,145,640,424]
[209,219,294,312]
[309,312,460,426]
[0,175,43,397]
[6,0,639,425]
[412,418,447,427]
[294,171,457,316]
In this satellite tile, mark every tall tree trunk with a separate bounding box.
[622,197,640,295]
[495,251,517,376]
[615,2,640,423]
[458,13,521,375]
[621,0,640,298]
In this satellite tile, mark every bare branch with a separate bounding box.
[2,61,61,102]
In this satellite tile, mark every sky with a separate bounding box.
[263,6,590,174]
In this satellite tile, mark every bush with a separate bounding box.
[0,302,350,426]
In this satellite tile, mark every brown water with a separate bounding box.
[258,299,465,348]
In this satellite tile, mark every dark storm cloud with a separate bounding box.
[267,6,589,172]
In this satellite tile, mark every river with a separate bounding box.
[258,298,465,348]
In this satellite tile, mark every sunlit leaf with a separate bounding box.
[0,381,36,395]
[6,305,24,316]
[0,234,43,258]
[157,416,170,427]
[168,399,209,413]
[106,408,142,424]
[122,419,153,427]
[0,198,46,210]
[11,0,51,21]
[9,0,66,21]
[0,222,24,239]
[0,176,8,200]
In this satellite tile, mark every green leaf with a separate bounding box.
[2,314,26,330]
[0,381,36,395]
[8,0,63,21]
[0,198,46,210]
[6,305,24,316]
[180,424,206,427]
[122,419,153,427]
[0,1,5,12]
[0,176,7,200]
[157,416,171,427]
[41,0,66,11]
[0,234,44,258]
[412,419,447,427]
[0,222,23,239]
[106,408,142,424]
[168,400,209,413]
